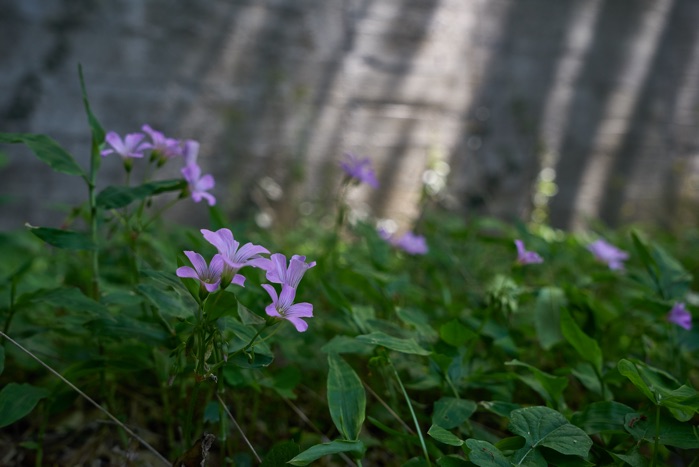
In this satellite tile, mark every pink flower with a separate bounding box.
[176,251,225,294]
[101,131,151,160]
[262,284,314,332]
[340,152,379,188]
[587,239,629,270]
[259,253,316,289]
[515,239,543,265]
[200,228,269,287]
[182,163,216,206]
[142,124,182,163]
[667,302,692,330]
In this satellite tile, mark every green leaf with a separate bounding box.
[559,309,602,374]
[509,406,593,464]
[237,301,266,326]
[228,350,274,369]
[203,290,238,321]
[534,287,565,350]
[0,346,4,376]
[432,397,477,429]
[288,439,364,466]
[617,358,699,421]
[355,331,430,355]
[608,446,648,467]
[436,455,470,467]
[327,353,366,441]
[0,383,50,428]
[33,287,109,316]
[137,284,190,319]
[320,335,375,355]
[261,440,300,466]
[440,319,476,347]
[464,439,511,467]
[96,179,186,209]
[480,400,521,418]
[631,231,692,300]
[26,224,95,251]
[623,411,699,449]
[571,401,635,434]
[0,133,85,177]
[428,424,463,446]
[506,359,568,408]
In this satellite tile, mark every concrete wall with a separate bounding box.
[2,0,699,231]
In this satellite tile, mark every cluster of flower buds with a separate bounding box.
[176,228,315,332]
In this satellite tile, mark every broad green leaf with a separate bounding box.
[260,440,300,466]
[608,446,648,467]
[321,335,374,355]
[571,401,635,434]
[534,287,565,350]
[432,397,477,429]
[428,424,463,446]
[480,400,521,418]
[137,284,190,319]
[0,133,85,177]
[464,439,510,467]
[510,406,593,464]
[623,411,699,449]
[0,347,4,376]
[237,301,266,325]
[0,383,50,428]
[355,331,430,355]
[440,319,476,347]
[506,359,568,408]
[32,287,109,316]
[26,225,95,251]
[85,315,167,344]
[327,353,366,441]
[560,309,602,374]
[436,455,470,466]
[618,358,699,421]
[229,351,274,369]
[203,290,238,321]
[397,307,439,341]
[96,179,186,209]
[631,231,692,300]
[288,439,364,466]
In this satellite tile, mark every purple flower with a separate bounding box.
[515,239,543,265]
[340,152,379,188]
[142,124,182,163]
[200,228,270,287]
[182,139,199,166]
[587,239,629,270]
[182,163,216,206]
[260,253,316,289]
[101,131,152,160]
[667,302,692,330]
[394,232,428,255]
[262,283,314,332]
[176,251,225,293]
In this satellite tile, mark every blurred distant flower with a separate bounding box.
[394,232,428,255]
[182,163,216,206]
[176,251,224,294]
[515,239,543,265]
[260,253,316,289]
[201,228,269,288]
[340,152,379,188]
[142,124,182,164]
[667,302,692,330]
[182,139,200,166]
[587,239,629,270]
[101,131,151,171]
[262,283,314,332]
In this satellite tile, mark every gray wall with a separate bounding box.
[2,0,699,232]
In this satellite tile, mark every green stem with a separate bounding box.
[88,179,100,300]
[651,404,660,467]
[389,358,431,466]
[184,382,202,449]
[1,280,17,343]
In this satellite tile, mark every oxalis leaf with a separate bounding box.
[96,179,186,209]
[26,224,95,251]
[0,133,85,177]
[509,406,593,465]
[560,308,603,374]
[0,383,50,428]
[355,331,430,355]
[464,439,510,467]
[288,439,364,466]
[432,397,477,429]
[327,353,366,441]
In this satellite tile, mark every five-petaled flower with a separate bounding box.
[515,239,543,265]
[201,228,270,288]
[101,131,152,170]
[668,302,692,330]
[182,163,216,206]
[142,124,182,164]
[340,152,379,188]
[176,251,225,294]
[587,239,629,270]
[261,283,314,332]
[259,253,316,289]
[393,231,428,255]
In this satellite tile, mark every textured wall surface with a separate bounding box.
[2,0,699,231]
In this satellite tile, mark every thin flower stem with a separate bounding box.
[216,392,261,463]
[388,358,431,467]
[362,381,414,434]
[651,404,661,467]
[184,382,202,449]
[0,330,170,466]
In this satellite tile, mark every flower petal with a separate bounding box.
[183,251,208,277]
[232,274,246,287]
[176,266,198,279]
[286,316,309,332]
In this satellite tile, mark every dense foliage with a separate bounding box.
[1,72,699,466]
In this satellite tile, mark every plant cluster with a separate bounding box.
[0,70,698,466]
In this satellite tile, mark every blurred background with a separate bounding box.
[2,0,699,232]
